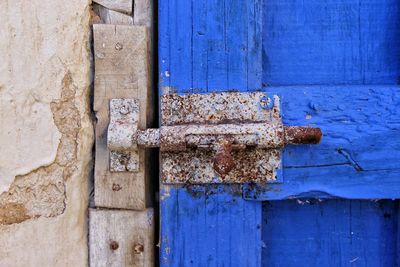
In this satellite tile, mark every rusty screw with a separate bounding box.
[133,243,144,254]
[115,42,123,51]
[110,241,119,251]
[112,183,122,191]
[259,96,274,110]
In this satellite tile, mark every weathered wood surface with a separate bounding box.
[244,85,400,200]
[262,200,399,266]
[89,209,154,267]
[159,0,400,266]
[262,0,400,86]
[93,0,132,15]
[93,3,133,25]
[93,24,153,210]
[133,0,152,27]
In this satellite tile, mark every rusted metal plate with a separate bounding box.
[162,148,281,184]
[161,92,281,125]
[110,151,139,172]
[160,92,283,184]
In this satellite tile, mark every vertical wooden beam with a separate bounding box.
[134,0,153,27]
[93,24,153,210]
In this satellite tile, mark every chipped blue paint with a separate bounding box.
[159,0,400,266]
[243,85,400,200]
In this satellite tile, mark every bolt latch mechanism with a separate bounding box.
[107,92,322,183]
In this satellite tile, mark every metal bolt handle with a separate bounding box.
[109,124,322,176]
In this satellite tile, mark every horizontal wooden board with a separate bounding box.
[262,0,400,85]
[244,85,400,200]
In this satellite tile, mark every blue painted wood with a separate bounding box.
[262,200,399,266]
[159,1,263,266]
[244,85,400,200]
[160,0,400,266]
[160,186,261,266]
[263,0,400,86]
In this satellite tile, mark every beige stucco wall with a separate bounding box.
[0,0,92,265]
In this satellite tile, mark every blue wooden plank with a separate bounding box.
[160,187,261,266]
[244,85,400,200]
[159,1,263,266]
[166,0,193,92]
[263,0,400,86]
[225,0,249,90]
[262,200,399,267]
[204,0,227,91]
[160,187,262,266]
[159,0,170,88]
[192,0,208,91]
[247,0,262,90]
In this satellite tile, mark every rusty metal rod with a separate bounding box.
[283,126,322,145]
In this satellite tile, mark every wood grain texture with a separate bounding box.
[262,200,399,266]
[93,24,154,210]
[93,0,132,15]
[159,1,263,266]
[89,209,155,267]
[160,0,400,266]
[133,0,152,27]
[243,85,400,200]
[160,186,261,266]
[262,0,400,85]
[93,3,133,25]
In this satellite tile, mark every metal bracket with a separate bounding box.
[107,92,322,184]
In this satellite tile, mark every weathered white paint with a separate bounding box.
[0,2,66,193]
[0,0,92,265]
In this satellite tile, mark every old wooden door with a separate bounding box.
[159,0,400,266]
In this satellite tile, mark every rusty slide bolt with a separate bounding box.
[107,97,322,178]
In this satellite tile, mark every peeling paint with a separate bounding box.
[0,72,81,224]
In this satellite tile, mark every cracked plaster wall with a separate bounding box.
[0,0,93,266]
